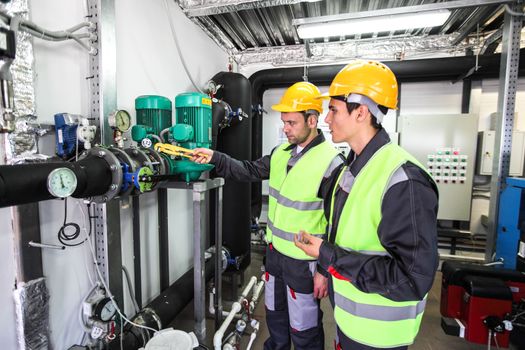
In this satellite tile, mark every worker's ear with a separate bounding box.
[307,114,318,128]
[355,105,370,123]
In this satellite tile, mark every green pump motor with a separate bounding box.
[135,95,172,135]
[172,92,212,148]
[168,92,214,182]
[132,95,172,147]
[131,93,214,182]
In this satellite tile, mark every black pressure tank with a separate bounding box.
[211,71,252,270]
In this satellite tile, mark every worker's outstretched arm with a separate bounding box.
[192,147,271,182]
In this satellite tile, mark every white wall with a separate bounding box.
[400,81,464,114]
[114,0,228,310]
[0,1,229,349]
[31,0,91,123]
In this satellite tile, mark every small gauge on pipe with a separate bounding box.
[93,297,117,322]
[47,167,78,198]
[108,109,132,133]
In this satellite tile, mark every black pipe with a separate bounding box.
[461,49,474,114]
[250,49,525,97]
[462,78,472,114]
[212,72,252,271]
[109,258,215,350]
[158,188,169,291]
[212,100,230,150]
[249,49,525,216]
[0,155,112,208]
[132,196,142,309]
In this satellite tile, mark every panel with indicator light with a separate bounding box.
[427,148,468,186]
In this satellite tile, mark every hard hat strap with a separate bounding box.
[346,94,385,123]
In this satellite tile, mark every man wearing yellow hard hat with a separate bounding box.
[193,81,343,350]
[294,60,439,350]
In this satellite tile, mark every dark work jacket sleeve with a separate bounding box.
[317,156,345,278]
[211,150,272,182]
[318,165,439,302]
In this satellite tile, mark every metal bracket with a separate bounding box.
[162,178,225,342]
[486,3,522,261]
[87,0,123,306]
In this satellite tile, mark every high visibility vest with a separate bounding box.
[329,142,434,348]
[267,140,339,260]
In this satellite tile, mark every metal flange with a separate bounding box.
[109,146,136,197]
[82,146,123,203]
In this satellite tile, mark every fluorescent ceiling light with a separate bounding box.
[297,10,451,39]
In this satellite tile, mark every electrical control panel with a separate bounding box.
[427,147,469,185]
[399,114,478,221]
[477,130,525,177]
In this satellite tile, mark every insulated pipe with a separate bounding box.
[250,49,525,99]
[211,72,252,271]
[0,155,111,208]
[248,49,525,217]
[132,196,142,309]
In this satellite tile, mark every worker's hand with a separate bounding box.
[191,148,213,164]
[313,272,328,299]
[294,231,322,259]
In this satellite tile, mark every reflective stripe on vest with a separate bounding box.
[267,140,339,260]
[268,187,323,211]
[329,142,433,348]
[340,246,392,257]
[268,220,327,243]
[334,292,426,322]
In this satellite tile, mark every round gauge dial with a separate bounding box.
[110,110,131,133]
[47,167,77,198]
[94,297,117,322]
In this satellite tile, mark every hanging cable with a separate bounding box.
[162,0,203,93]
[57,198,84,247]
[77,200,95,285]
[122,265,140,314]
[0,11,96,53]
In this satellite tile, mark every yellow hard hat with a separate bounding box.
[325,60,398,109]
[272,82,323,113]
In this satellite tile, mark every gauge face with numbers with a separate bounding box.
[114,110,131,132]
[47,167,78,198]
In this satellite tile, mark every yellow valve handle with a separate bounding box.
[154,143,209,159]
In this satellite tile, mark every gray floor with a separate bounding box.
[171,251,490,349]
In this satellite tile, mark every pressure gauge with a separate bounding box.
[109,110,132,133]
[93,297,117,322]
[47,167,77,198]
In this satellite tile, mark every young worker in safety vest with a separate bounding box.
[294,60,439,350]
[192,81,344,350]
